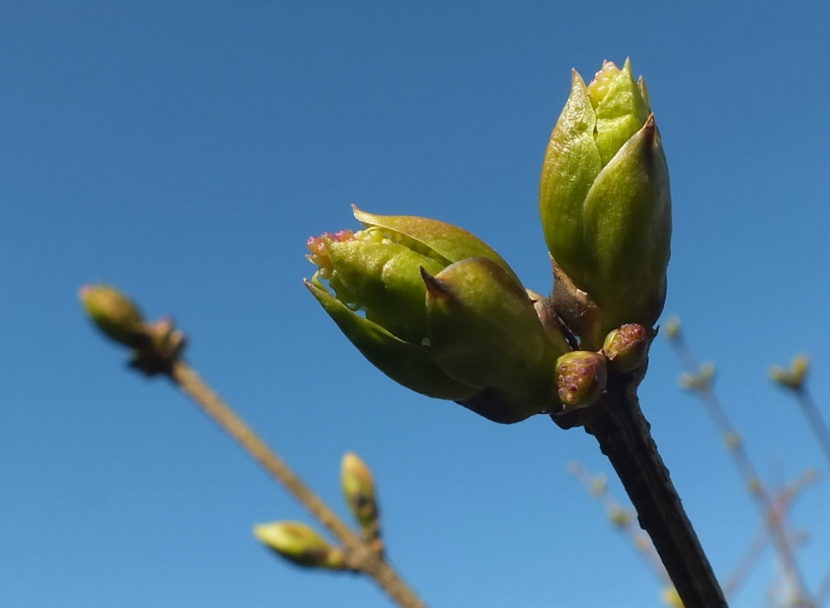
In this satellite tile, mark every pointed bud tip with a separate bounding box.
[420,266,451,299]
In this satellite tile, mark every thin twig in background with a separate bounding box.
[723,472,818,602]
[168,359,427,608]
[793,390,830,469]
[666,322,814,607]
[723,525,767,600]
[79,285,427,607]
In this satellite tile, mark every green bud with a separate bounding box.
[341,452,380,536]
[423,257,562,422]
[678,363,715,392]
[306,208,567,422]
[607,505,633,528]
[663,316,681,341]
[540,59,671,347]
[555,351,607,410]
[769,354,810,392]
[79,284,146,348]
[602,324,649,373]
[661,586,684,608]
[253,521,346,570]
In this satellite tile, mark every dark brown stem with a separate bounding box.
[554,370,726,607]
[167,359,427,608]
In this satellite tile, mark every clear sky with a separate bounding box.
[2,1,830,606]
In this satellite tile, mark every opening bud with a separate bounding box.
[555,351,608,410]
[306,208,568,423]
[253,521,346,570]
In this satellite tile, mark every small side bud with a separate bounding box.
[79,284,146,348]
[769,354,810,392]
[555,351,608,410]
[341,452,380,541]
[253,522,346,570]
[602,324,649,373]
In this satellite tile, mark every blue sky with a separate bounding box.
[3,1,830,606]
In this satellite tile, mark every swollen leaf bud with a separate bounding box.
[79,284,146,348]
[341,452,380,535]
[602,324,649,373]
[540,59,671,348]
[424,257,564,421]
[555,351,608,410]
[253,522,346,570]
[306,208,567,423]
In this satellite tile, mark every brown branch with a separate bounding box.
[167,359,427,608]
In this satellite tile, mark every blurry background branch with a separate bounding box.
[80,285,426,608]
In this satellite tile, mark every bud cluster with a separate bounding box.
[305,59,669,424]
[255,452,383,571]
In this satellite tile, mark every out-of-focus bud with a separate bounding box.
[663,316,681,341]
[540,59,671,348]
[769,354,810,392]
[423,257,565,422]
[723,432,741,451]
[555,351,608,410]
[253,522,346,570]
[589,474,608,497]
[306,207,568,423]
[602,324,649,373]
[607,505,633,528]
[341,452,380,536]
[79,284,146,348]
[661,586,684,608]
[679,363,715,392]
